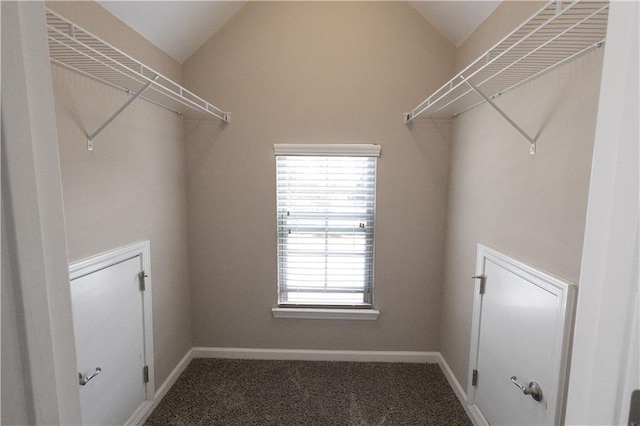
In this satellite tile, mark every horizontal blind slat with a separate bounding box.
[276,153,376,306]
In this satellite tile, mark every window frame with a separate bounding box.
[273,144,381,314]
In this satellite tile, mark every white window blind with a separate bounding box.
[275,144,380,308]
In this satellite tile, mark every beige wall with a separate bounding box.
[182,1,455,350]
[440,2,604,387]
[48,2,192,388]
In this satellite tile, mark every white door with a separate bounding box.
[468,246,576,425]
[70,242,154,425]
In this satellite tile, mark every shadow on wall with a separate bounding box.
[184,118,229,173]
[406,117,452,189]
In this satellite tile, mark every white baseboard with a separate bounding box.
[435,354,479,424]
[466,403,488,426]
[126,401,154,426]
[192,347,440,363]
[134,348,194,425]
[435,354,468,407]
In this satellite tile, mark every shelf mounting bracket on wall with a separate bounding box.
[462,77,537,154]
[403,0,609,156]
[87,76,158,151]
[46,8,232,151]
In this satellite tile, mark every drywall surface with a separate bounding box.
[440,2,604,389]
[183,2,455,350]
[48,2,192,388]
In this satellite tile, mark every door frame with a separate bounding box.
[69,240,154,424]
[564,2,639,424]
[466,244,577,425]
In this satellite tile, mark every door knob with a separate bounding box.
[510,376,543,401]
[79,367,102,386]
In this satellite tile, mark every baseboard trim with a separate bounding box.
[435,354,467,402]
[153,349,195,403]
[466,403,488,426]
[435,354,480,425]
[126,401,153,426]
[192,347,440,363]
[134,348,194,425]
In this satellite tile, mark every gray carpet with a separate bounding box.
[145,358,471,425]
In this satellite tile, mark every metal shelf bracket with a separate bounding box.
[402,0,608,157]
[87,76,158,151]
[46,8,231,151]
[462,77,537,155]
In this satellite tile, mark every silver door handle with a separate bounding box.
[79,367,102,386]
[510,376,543,401]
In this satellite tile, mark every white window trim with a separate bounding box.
[273,143,381,315]
[271,307,380,320]
[273,143,381,157]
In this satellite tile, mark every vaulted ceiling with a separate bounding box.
[98,1,501,64]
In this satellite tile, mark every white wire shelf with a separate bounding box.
[46,8,231,150]
[404,0,608,153]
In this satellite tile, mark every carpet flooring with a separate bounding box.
[145,358,471,425]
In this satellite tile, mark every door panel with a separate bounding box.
[71,256,146,425]
[467,246,576,426]
[476,259,557,425]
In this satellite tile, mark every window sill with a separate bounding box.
[271,307,380,320]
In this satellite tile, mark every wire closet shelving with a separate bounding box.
[404,0,609,154]
[46,8,231,151]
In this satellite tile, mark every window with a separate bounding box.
[274,144,380,309]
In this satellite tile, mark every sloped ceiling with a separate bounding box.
[98,1,500,64]
[409,1,501,47]
[98,1,246,63]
